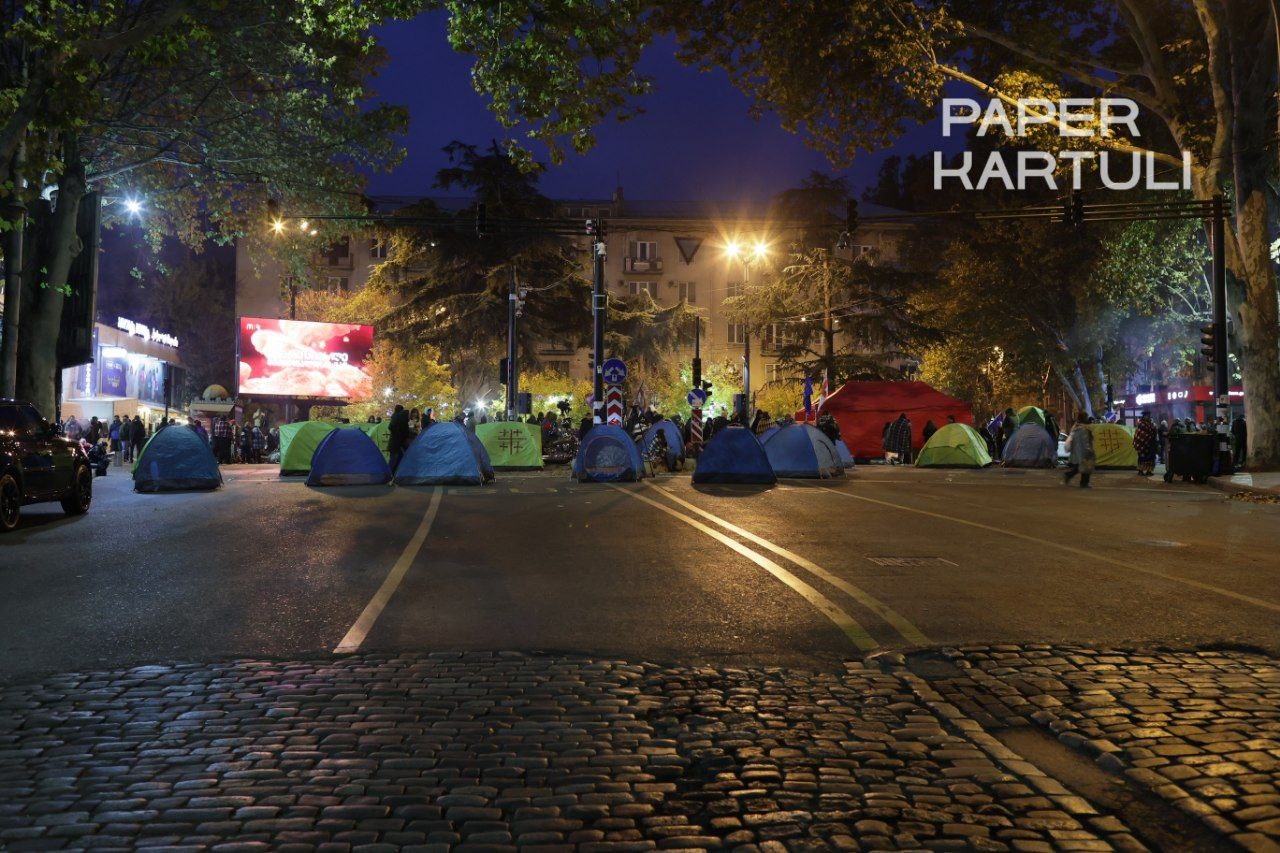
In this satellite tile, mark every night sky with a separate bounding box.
[365,12,953,202]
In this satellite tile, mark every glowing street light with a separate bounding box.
[271,219,285,235]
[123,197,143,216]
[724,240,742,259]
[752,239,769,260]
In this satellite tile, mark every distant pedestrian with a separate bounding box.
[998,408,1017,459]
[922,419,937,442]
[119,415,134,463]
[1133,411,1158,476]
[884,413,913,464]
[109,416,123,464]
[131,416,145,457]
[239,422,253,464]
[87,416,102,446]
[1232,415,1247,468]
[252,426,266,462]
[1063,413,1095,488]
[388,404,410,472]
[64,415,83,441]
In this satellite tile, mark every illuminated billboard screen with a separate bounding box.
[237,317,374,399]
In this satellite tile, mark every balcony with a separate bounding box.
[624,257,663,273]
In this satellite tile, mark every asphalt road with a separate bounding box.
[1,462,1277,683]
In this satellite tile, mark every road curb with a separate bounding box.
[1207,475,1280,498]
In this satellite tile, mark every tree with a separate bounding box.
[446,0,1280,465]
[1,0,414,416]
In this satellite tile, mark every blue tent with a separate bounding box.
[134,426,222,493]
[1001,422,1057,468]
[640,420,684,469]
[693,426,776,485]
[834,438,855,469]
[763,423,843,478]
[573,424,646,482]
[306,427,391,486]
[395,421,494,485]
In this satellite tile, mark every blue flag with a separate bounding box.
[803,376,814,418]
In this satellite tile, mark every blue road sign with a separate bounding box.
[687,388,708,407]
[601,357,628,385]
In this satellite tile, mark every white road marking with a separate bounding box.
[609,484,880,651]
[334,487,443,653]
[648,483,929,645]
[816,485,1280,615]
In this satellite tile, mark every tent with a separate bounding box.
[343,420,391,458]
[1015,405,1047,427]
[133,426,222,493]
[1087,422,1137,469]
[1001,422,1057,468]
[915,422,992,468]
[476,421,543,469]
[306,427,391,486]
[693,426,776,484]
[803,381,972,459]
[395,421,494,485]
[763,423,843,478]
[834,439,856,469]
[278,421,338,475]
[573,424,646,482]
[640,420,684,469]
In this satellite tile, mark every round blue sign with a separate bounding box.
[687,388,708,407]
[601,357,628,385]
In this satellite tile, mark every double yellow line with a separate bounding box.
[609,483,929,651]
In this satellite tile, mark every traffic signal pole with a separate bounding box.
[1210,195,1228,425]
[507,266,518,420]
[591,219,607,422]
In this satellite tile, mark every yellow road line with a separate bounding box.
[648,483,929,645]
[608,484,879,651]
[816,485,1280,615]
[334,487,443,653]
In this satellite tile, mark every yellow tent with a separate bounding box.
[1087,423,1136,469]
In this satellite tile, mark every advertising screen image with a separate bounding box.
[238,317,374,399]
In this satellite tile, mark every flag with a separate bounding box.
[803,376,814,419]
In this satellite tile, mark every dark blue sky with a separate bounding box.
[365,12,952,202]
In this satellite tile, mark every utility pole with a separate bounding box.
[692,316,701,389]
[1,133,26,399]
[590,218,607,422]
[1210,194,1230,465]
[506,266,520,420]
[741,261,751,424]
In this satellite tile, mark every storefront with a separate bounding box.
[60,316,184,428]
[1115,384,1244,423]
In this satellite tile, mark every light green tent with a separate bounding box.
[916,422,993,468]
[1087,422,1137,469]
[1015,405,1046,427]
[340,421,391,459]
[278,421,337,475]
[476,421,543,469]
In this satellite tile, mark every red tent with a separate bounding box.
[799,381,973,458]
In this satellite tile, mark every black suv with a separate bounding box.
[0,400,92,532]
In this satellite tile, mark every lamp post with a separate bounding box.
[724,239,769,424]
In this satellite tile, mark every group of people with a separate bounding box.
[62,414,149,466]
[881,413,963,464]
[206,415,277,465]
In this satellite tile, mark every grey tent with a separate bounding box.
[1001,422,1057,468]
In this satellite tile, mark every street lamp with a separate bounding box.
[723,236,770,423]
[123,197,143,217]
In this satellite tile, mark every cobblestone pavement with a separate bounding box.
[894,645,1280,852]
[0,649,1276,851]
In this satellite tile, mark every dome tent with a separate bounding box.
[395,422,494,486]
[573,424,646,482]
[278,421,337,475]
[133,426,222,493]
[640,420,684,469]
[834,439,856,469]
[306,427,391,486]
[342,420,391,458]
[693,425,776,485]
[1015,405,1047,427]
[763,423,842,478]
[1087,422,1137,469]
[915,422,992,468]
[1001,422,1057,468]
[477,421,543,469]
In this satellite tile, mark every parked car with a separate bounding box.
[0,400,93,532]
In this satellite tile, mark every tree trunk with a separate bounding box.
[1072,364,1094,417]
[1053,365,1084,413]
[14,140,86,417]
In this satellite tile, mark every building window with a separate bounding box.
[323,237,350,266]
[326,276,349,294]
[541,360,570,376]
[727,323,745,345]
[767,362,785,382]
[369,238,388,260]
[628,281,657,299]
[853,244,873,258]
[726,280,743,299]
[677,281,697,304]
[629,240,657,260]
[764,323,792,350]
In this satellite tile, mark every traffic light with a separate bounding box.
[499,356,509,386]
[691,356,702,389]
[1201,323,1217,367]
[701,379,713,394]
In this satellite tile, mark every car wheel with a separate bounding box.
[0,473,19,533]
[60,464,92,516]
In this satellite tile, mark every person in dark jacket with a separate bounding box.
[997,408,1017,459]
[1232,415,1247,467]
[921,419,937,443]
[388,404,410,472]
[884,413,913,464]
[118,415,133,463]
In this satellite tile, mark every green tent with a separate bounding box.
[1087,422,1137,469]
[278,421,337,475]
[476,421,543,469]
[916,422,993,468]
[1015,405,1046,427]
[340,421,390,459]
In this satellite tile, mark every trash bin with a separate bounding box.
[1164,432,1215,484]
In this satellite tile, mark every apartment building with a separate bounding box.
[234,191,912,395]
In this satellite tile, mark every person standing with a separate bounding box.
[64,415,83,441]
[119,415,133,463]
[885,413,913,465]
[921,419,937,443]
[1064,413,1095,488]
[131,415,146,458]
[108,416,122,465]
[251,425,266,463]
[1157,417,1169,465]
[1133,411,1158,476]
[1231,414,1247,468]
[998,408,1017,460]
[388,404,410,472]
[87,416,102,446]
